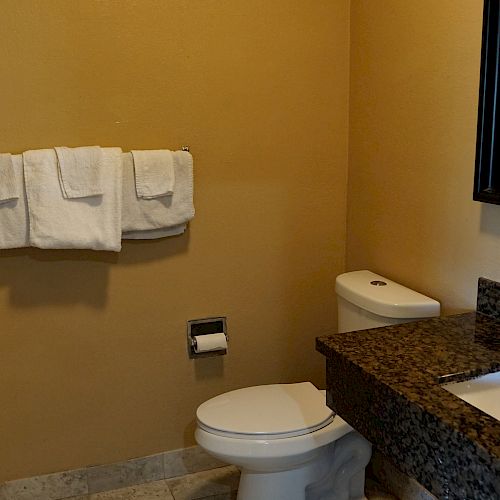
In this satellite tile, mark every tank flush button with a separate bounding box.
[370,280,387,286]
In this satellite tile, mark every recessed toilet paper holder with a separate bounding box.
[187,317,228,359]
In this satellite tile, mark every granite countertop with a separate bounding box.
[317,309,500,500]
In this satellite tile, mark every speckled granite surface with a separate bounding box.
[316,311,500,500]
[477,276,500,320]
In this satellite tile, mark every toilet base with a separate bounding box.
[237,465,317,500]
[235,432,371,500]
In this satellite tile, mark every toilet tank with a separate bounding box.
[336,270,440,333]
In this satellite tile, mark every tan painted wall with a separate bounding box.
[347,0,493,314]
[0,0,350,481]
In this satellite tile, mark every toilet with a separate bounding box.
[195,270,440,500]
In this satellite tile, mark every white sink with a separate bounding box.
[442,371,500,420]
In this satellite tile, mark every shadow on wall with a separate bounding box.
[194,356,224,381]
[0,229,190,308]
[480,203,500,237]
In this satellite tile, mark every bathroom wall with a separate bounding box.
[347,0,491,313]
[0,0,350,482]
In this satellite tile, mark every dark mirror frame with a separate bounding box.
[474,0,500,204]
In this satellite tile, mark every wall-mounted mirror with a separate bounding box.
[474,0,500,204]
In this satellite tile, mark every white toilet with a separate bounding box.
[195,270,440,500]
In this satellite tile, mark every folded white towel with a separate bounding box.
[23,147,122,251]
[54,146,103,198]
[121,150,194,235]
[0,153,19,203]
[131,149,175,199]
[123,224,186,240]
[0,154,29,249]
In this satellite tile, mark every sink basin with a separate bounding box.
[442,371,500,420]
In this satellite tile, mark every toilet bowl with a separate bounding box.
[195,382,372,500]
[195,271,440,500]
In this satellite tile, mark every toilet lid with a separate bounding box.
[196,382,334,440]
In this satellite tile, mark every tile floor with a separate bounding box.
[64,466,397,500]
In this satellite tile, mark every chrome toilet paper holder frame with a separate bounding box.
[187,316,228,359]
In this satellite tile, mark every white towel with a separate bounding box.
[54,146,103,198]
[123,224,186,240]
[0,154,29,249]
[121,150,194,235]
[131,149,175,199]
[23,147,122,251]
[0,153,19,203]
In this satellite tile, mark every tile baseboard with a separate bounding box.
[166,466,240,500]
[87,454,164,495]
[1,469,88,500]
[0,446,227,500]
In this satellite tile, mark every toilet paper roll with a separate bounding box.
[193,333,227,353]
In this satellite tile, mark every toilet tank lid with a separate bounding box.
[336,270,440,319]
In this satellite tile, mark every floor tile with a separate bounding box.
[87,455,163,494]
[365,478,398,499]
[166,466,240,500]
[200,494,237,500]
[89,480,173,499]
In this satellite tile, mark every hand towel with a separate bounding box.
[54,146,103,198]
[0,153,19,203]
[121,150,194,235]
[122,224,186,240]
[131,149,175,199]
[0,154,29,249]
[23,147,122,251]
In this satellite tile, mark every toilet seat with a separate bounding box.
[196,382,334,440]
